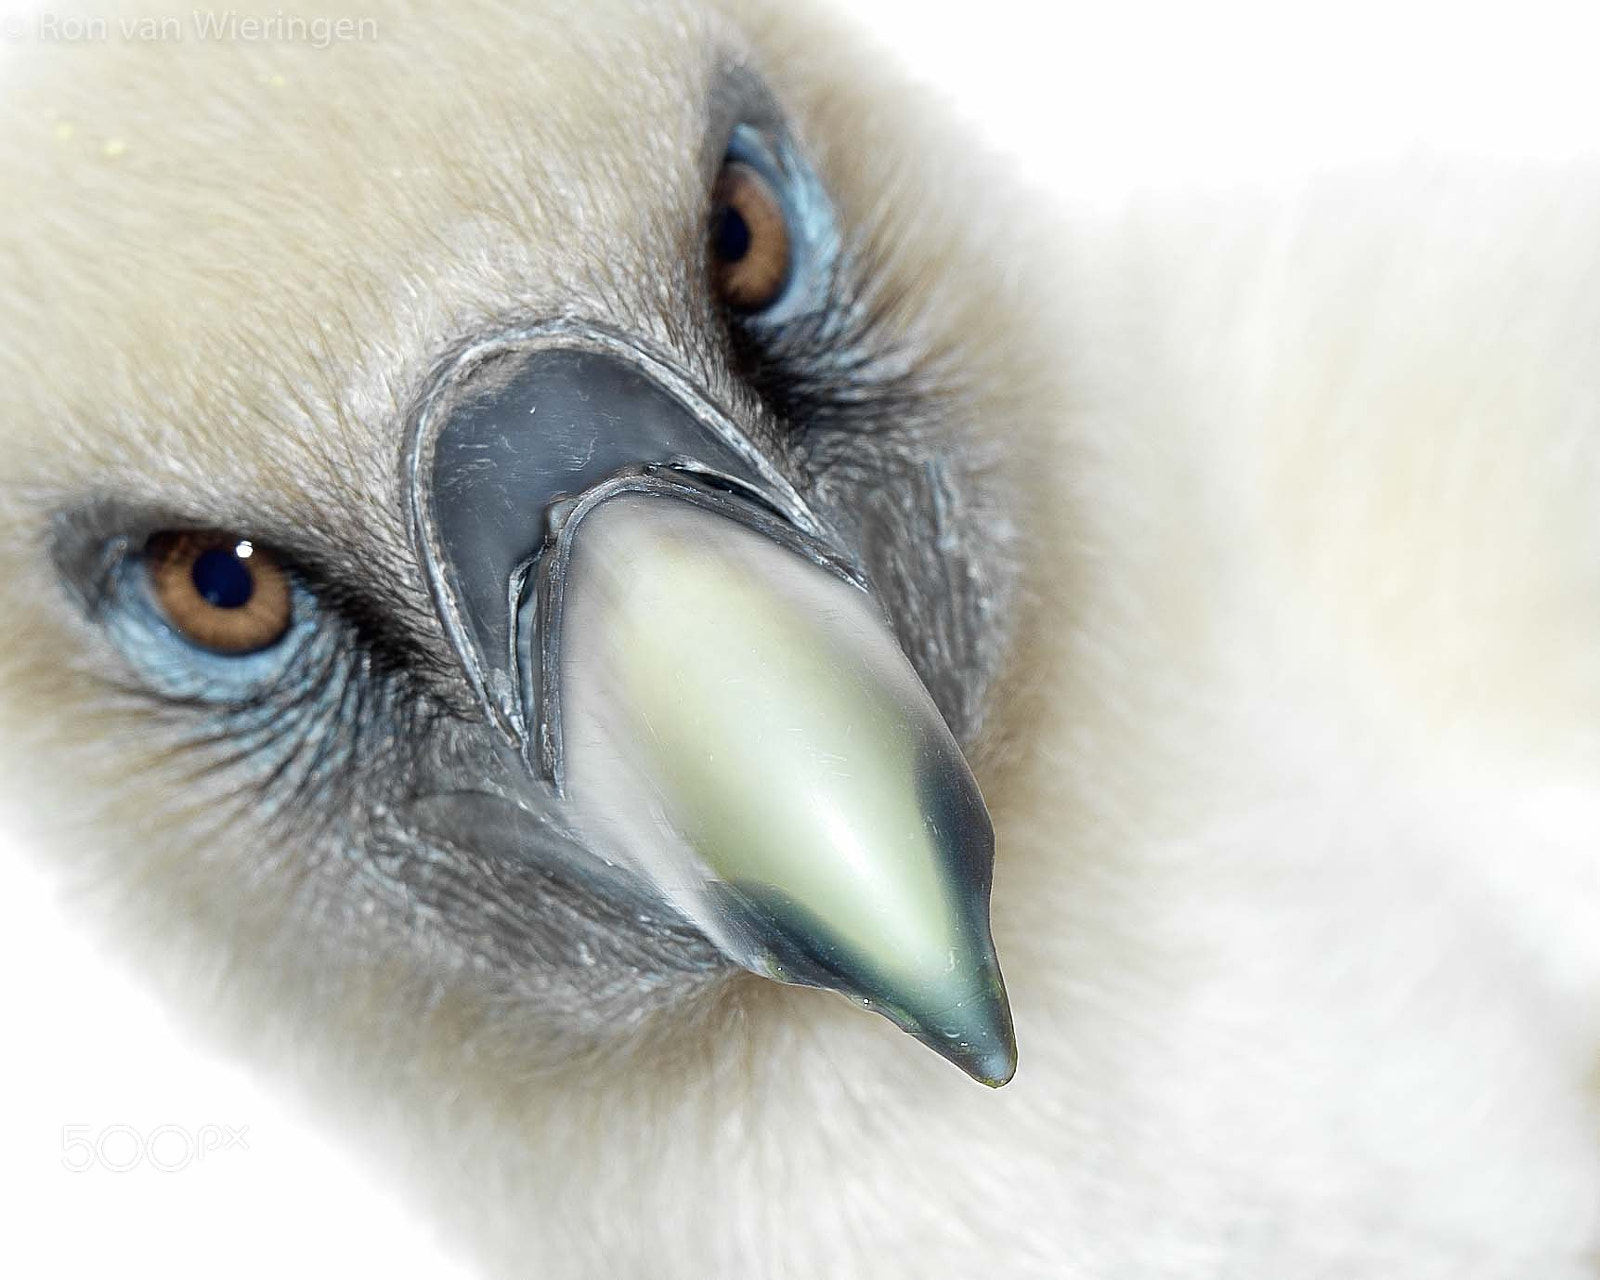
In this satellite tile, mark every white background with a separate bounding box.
[2,0,1599,1276]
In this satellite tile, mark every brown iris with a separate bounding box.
[145,531,292,654]
[709,160,791,312]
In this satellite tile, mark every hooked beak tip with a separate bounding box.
[928,1028,1017,1088]
[904,962,1018,1087]
[960,1020,1020,1089]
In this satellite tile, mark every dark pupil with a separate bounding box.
[713,203,751,263]
[191,547,255,610]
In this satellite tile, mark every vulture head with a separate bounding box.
[0,0,1056,1262]
[5,0,1600,1274]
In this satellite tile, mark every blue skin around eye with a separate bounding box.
[191,547,255,610]
[723,123,840,326]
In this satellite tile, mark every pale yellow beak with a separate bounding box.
[557,492,1015,1085]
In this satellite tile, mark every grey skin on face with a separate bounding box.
[407,324,1016,1085]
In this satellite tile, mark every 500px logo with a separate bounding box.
[61,1123,250,1173]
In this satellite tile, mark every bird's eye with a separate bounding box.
[709,159,792,313]
[144,531,292,655]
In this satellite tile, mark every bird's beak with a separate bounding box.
[407,325,1015,1086]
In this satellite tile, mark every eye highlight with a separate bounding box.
[145,531,292,655]
[709,159,791,313]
